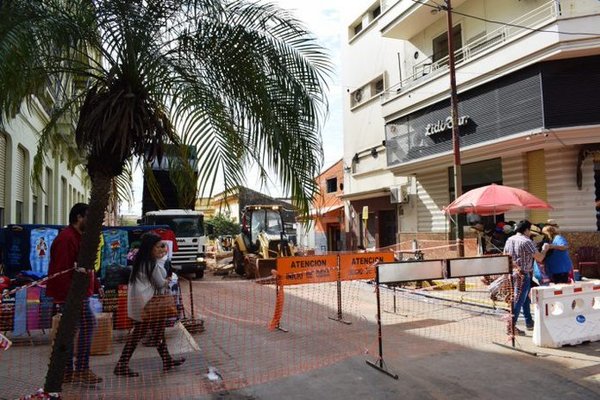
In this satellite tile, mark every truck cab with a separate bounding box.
[141,209,207,279]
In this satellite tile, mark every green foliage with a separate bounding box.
[0,1,331,391]
[206,213,240,238]
[0,0,332,216]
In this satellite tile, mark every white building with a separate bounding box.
[1,96,90,227]
[342,0,600,249]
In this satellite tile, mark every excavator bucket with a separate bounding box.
[256,258,277,278]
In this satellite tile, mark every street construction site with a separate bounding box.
[1,242,600,399]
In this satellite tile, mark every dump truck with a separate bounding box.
[141,209,208,279]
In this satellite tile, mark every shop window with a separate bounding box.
[45,167,53,224]
[15,200,23,224]
[15,146,28,223]
[32,195,38,224]
[61,177,67,224]
[326,177,338,193]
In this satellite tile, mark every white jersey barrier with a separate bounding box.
[531,281,600,348]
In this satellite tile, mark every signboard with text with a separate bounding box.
[277,255,339,285]
[339,252,395,281]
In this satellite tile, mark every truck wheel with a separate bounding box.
[195,270,204,279]
[233,247,245,276]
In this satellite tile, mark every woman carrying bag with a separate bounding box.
[114,233,185,377]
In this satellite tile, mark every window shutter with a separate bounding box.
[15,146,25,203]
[527,150,549,222]
[0,134,6,208]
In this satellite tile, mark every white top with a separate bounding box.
[127,258,169,322]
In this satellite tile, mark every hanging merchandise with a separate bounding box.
[115,284,132,330]
[3,224,65,278]
[94,233,104,272]
[26,286,41,330]
[13,288,27,336]
[151,228,178,260]
[126,227,149,247]
[103,264,131,291]
[4,225,32,277]
[0,275,10,292]
[0,295,15,332]
[101,229,129,278]
[39,287,53,330]
[29,227,59,276]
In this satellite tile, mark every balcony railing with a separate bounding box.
[387,1,559,98]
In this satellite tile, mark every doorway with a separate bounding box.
[327,224,341,251]
[379,210,397,248]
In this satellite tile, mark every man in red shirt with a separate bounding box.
[46,203,103,385]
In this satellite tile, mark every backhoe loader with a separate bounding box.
[233,205,294,278]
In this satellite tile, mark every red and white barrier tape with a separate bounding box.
[3,266,78,297]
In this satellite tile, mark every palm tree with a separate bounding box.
[0,0,331,391]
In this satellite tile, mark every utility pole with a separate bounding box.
[445,0,465,288]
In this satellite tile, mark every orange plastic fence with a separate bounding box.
[0,247,522,399]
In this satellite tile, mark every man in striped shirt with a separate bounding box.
[503,220,547,335]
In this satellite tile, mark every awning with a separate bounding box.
[339,187,390,201]
[310,204,344,217]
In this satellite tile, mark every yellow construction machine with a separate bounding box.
[233,205,294,278]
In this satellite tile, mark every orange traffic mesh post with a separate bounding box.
[267,271,284,331]
[1,249,522,399]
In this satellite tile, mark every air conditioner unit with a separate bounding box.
[353,88,363,103]
[390,185,409,204]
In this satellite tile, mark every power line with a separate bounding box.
[411,0,600,37]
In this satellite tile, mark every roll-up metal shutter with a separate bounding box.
[15,146,25,202]
[527,150,549,223]
[417,170,449,232]
[502,154,527,222]
[0,134,6,208]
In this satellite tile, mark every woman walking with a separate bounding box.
[114,233,185,377]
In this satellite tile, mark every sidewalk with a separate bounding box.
[2,277,599,399]
[198,337,600,400]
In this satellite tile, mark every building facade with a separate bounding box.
[343,0,600,249]
[1,99,90,227]
[206,186,298,241]
[297,160,346,252]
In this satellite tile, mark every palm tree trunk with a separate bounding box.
[44,171,112,392]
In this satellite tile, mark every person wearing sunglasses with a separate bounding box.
[114,233,185,377]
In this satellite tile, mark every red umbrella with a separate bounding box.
[443,183,553,216]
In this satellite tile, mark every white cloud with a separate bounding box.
[272,0,345,168]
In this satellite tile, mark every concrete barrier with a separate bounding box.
[531,281,600,348]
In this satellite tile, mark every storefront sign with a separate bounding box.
[425,115,470,136]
